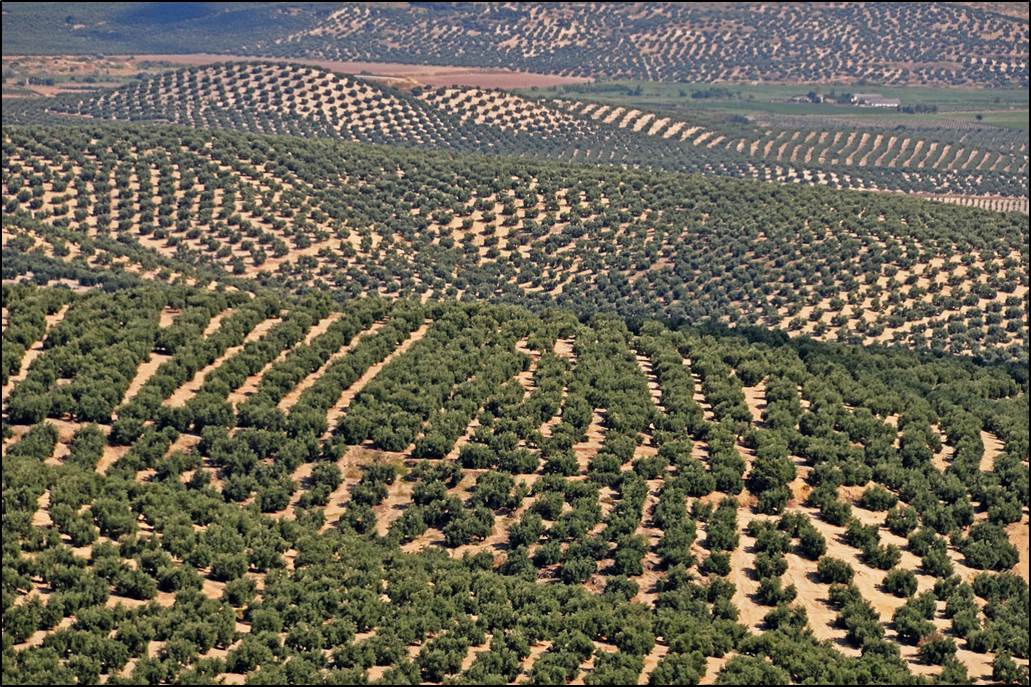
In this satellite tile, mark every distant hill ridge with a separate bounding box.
[5,2,1026,87]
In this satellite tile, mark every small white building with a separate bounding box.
[850,93,900,108]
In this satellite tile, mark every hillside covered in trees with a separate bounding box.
[5,62,1027,203]
[3,124,1028,364]
[2,3,1029,685]
[4,3,1028,88]
[2,280,1029,684]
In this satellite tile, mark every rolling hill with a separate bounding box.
[3,124,1028,363]
[7,62,1028,204]
[2,4,1029,685]
[5,2,1026,87]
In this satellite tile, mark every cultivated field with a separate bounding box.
[4,3,1027,89]
[3,283,1028,684]
[8,62,1027,204]
[266,3,1029,87]
[3,126,1027,362]
[2,4,1028,685]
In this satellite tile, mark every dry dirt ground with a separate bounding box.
[124,54,592,88]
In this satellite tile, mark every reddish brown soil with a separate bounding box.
[124,54,592,88]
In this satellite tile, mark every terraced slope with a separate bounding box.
[12,62,1028,201]
[3,125,1027,363]
[3,284,1028,684]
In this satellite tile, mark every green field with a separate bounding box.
[518,81,1031,129]
[925,110,1031,130]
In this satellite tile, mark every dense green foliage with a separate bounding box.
[2,283,1027,684]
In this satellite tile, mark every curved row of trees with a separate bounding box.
[6,125,1025,362]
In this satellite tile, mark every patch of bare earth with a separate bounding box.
[637,642,669,684]
[15,617,74,651]
[699,653,735,684]
[742,381,767,426]
[120,350,173,407]
[727,509,771,634]
[375,472,419,538]
[31,490,52,528]
[979,430,1004,472]
[1008,512,1030,582]
[124,54,591,88]
[573,410,607,475]
[516,641,552,682]
[632,479,665,608]
[95,443,130,475]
